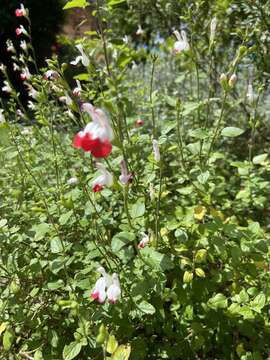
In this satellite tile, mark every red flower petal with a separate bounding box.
[73,133,83,148]
[91,292,99,300]
[93,184,103,193]
[91,139,112,158]
[80,133,95,152]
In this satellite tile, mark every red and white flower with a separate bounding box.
[107,273,121,304]
[73,103,113,158]
[71,44,90,67]
[15,25,27,36]
[173,30,189,54]
[72,80,81,97]
[20,67,31,81]
[135,118,144,127]
[15,3,26,17]
[92,163,113,192]
[91,267,112,304]
[43,70,59,80]
[138,233,150,249]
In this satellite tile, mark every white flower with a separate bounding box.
[0,109,5,123]
[138,233,150,249]
[92,163,113,192]
[28,86,38,99]
[27,101,35,110]
[119,160,132,185]
[2,81,11,93]
[210,17,217,44]
[123,35,129,44]
[136,25,144,36]
[13,63,20,72]
[149,183,155,201]
[67,177,79,186]
[107,273,121,304]
[246,83,257,105]
[71,44,90,67]
[6,40,15,53]
[0,63,5,72]
[173,30,189,54]
[59,93,73,106]
[152,139,160,162]
[82,103,114,141]
[20,40,27,51]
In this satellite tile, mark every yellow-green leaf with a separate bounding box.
[106,334,118,354]
[111,344,131,360]
[63,0,89,10]
[194,206,207,221]
[0,323,7,335]
[3,329,14,351]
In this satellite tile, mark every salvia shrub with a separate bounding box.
[0,1,270,359]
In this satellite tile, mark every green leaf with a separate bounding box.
[59,211,73,225]
[50,238,64,253]
[141,247,174,271]
[32,223,51,241]
[108,0,126,6]
[111,232,135,253]
[34,350,43,360]
[252,153,268,165]
[0,219,7,228]
[111,344,131,360]
[250,293,266,311]
[207,293,228,310]
[63,0,89,9]
[74,73,89,81]
[131,200,145,219]
[197,171,210,184]
[221,127,245,137]
[3,329,14,351]
[137,300,156,314]
[0,124,10,146]
[189,128,209,140]
[63,341,82,360]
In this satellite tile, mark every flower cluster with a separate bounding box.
[91,267,121,304]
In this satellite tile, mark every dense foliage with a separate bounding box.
[1,0,270,359]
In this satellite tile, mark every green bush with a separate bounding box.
[0,1,270,359]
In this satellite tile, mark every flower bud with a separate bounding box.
[228,73,237,88]
[219,73,228,90]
